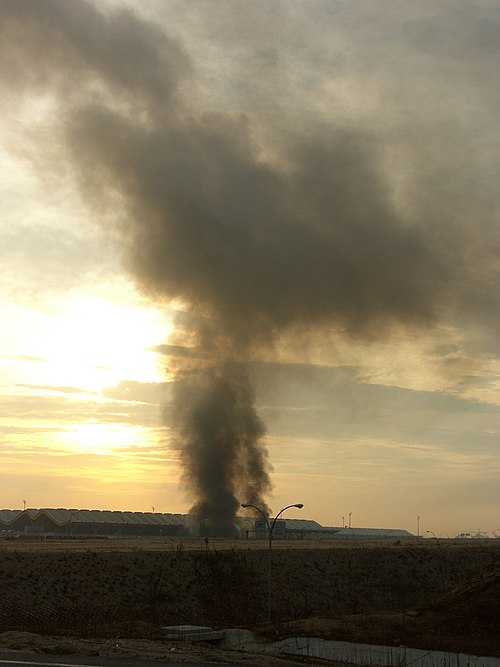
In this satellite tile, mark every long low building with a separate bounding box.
[0,509,414,540]
[323,525,415,540]
[0,508,195,538]
[262,519,413,540]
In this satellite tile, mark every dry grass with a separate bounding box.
[0,537,498,659]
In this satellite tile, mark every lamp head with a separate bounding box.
[241,503,251,508]
[294,503,304,509]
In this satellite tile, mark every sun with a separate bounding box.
[38,289,173,392]
[57,423,150,456]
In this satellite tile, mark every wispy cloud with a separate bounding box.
[0,353,48,363]
[15,383,99,396]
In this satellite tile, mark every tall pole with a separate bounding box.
[241,502,303,622]
[267,518,272,621]
[67,509,78,538]
[417,515,420,537]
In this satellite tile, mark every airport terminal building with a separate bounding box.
[0,508,414,540]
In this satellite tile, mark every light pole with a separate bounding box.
[241,501,303,622]
[67,510,78,538]
[342,515,345,527]
[348,512,352,528]
[417,515,421,537]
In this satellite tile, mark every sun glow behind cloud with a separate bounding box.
[0,290,172,393]
[0,418,182,511]
[42,294,170,390]
[55,423,145,455]
[0,282,179,491]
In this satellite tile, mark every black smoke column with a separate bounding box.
[172,365,271,536]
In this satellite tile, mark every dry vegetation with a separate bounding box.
[0,537,498,661]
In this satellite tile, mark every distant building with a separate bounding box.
[247,518,412,540]
[0,508,413,540]
[0,508,191,538]
[326,526,414,540]
[255,518,287,539]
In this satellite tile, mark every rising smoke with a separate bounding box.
[1,0,498,534]
[170,364,270,536]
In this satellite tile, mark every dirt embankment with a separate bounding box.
[0,538,498,657]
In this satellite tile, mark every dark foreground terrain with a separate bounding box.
[0,538,498,660]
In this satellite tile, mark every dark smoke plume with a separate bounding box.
[170,365,270,536]
[1,1,498,533]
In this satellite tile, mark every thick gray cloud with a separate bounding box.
[254,362,500,452]
[2,0,498,347]
[0,0,189,102]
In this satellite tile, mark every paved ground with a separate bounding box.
[0,651,229,667]
[0,633,334,667]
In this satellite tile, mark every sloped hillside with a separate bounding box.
[423,558,499,638]
[0,539,498,656]
[264,556,500,656]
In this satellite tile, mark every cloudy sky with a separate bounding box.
[0,0,498,536]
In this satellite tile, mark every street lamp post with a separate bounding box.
[67,510,78,538]
[417,515,421,537]
[241,501,303,622]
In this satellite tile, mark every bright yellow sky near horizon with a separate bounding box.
[0,0,499,539]
[1,293,169,389]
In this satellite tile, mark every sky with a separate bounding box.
[0,0,499,537]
